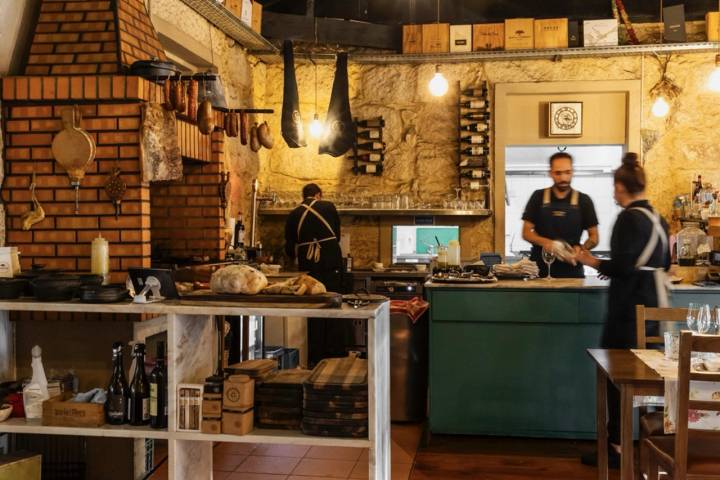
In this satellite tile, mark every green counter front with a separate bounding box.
[426,279,720,439]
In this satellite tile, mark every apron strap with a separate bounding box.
[542,188,578,206]
[295,199,338,264]
[542,188,551,205]
[630,207,670,308]
[570,190,579,206]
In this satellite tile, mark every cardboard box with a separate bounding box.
[177,384,203,432]
[201,419,221,434]
[707,12,720,41]
[421,23,450,53]
[583,19,618,47]
[504,18,534,50]
[534,18,568,49]
[663,4,686,42]
[226,0,253,27]
[202,399,222,418]
[222,409,254,435]
[473,23,504,50]
[42,394,104,428]
[251,1,262,34]
[568,21,581,47]
[402,25,423,53]
[450,25,472,52]
[223,375,254,411]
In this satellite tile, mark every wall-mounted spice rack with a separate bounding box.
[349,117,386,176]
[457,81,491,207]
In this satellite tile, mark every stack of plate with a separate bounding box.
[302,356,368,438]
[255,369,312,430]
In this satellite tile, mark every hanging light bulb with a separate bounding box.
[309,113,324,138]
[709,55,720,92]
[428,65,449,97]
[651,96,670,118]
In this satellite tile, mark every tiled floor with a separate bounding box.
[213,424,421,480]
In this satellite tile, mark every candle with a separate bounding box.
[91,234,109,284]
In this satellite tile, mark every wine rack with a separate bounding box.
[350,117,386,176]
[457,82,491,204]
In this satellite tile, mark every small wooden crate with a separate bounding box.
[42,394,104,428]
[450,25,472,52]
[583,19,618,47]
[251,1,262,34]
[421,23,450,53]
[707,12,720,41]
[504,18,534,50]
[223,375,254,411]
[473,23,504,50]
[202,419,221,434]
[226,0,253,26]
[222,409,254,435]
[534,18,568,49]
[402,25,423,53]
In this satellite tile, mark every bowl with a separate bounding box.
[0,278,27,299]
[0,404,12,422]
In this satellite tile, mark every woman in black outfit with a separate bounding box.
[576,152,670,467]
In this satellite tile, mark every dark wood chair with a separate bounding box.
[635,305,687,476]
[646,331,720,479]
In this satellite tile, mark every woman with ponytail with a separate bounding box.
[576,152,670,468]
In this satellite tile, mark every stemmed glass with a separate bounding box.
[696,304,712,335]
[542,247,556,280]
[687,303,701,331]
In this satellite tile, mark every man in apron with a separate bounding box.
[285,183,345,366]
[521,152,599,278]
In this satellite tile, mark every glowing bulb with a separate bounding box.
[709,67,720,92]
[651,96,670,118]
[309,114,324,138]
[428,66,449,97]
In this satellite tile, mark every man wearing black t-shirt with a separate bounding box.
[521,152,599,278]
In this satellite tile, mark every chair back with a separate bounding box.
[635,305,687,348]
[674,331,720,478]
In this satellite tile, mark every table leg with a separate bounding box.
[596,365,608,480]
[620,385,634,480]
[367,303,391,480]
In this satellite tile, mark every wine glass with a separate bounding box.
[542,247,556,280]
[697,304,713,334]
[687,303,701,331]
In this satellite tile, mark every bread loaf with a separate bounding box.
[210,265,268,295]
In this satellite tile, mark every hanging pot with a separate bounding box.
[129,59,179,79]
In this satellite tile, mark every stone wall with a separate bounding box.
[255,23,720,267]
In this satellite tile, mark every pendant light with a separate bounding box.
[427,0,448,97]
[649,53,681,118]
[709,1,720,91]
[309,58,324,138]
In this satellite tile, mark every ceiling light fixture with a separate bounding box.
[429,65,449,97]
[308,58,325,139]
[649,53,681,118]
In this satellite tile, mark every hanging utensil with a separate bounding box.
[104,167,127,219]
[20,173,45,231]
[219,171,229,210]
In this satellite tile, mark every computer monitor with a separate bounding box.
[392,225,460,264]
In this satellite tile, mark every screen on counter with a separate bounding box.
[392,225,459,264]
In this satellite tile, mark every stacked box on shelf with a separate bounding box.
[349,117,385,176]
[457,82,491,207]
[255,369,312,430]
[302,356,369,438]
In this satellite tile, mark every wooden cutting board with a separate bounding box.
[305,356,367,392]
[181,291,343,308]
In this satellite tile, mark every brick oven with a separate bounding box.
[1,0,229,286]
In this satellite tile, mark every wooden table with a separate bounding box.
[587,349,663,480]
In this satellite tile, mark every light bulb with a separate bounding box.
[309,114,324,138]
[651,96,670,118]
[709,67,720,92]
[428,66,449,97]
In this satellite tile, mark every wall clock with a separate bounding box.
[548,102,583,137]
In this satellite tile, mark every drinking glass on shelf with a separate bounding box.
[696,304,712,334]
[542,247,556,280]
[687,303,702,331]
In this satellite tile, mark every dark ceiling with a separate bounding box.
[260,0,717,24]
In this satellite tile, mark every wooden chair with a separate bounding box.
[646,331,720,479]
[636,305,688,476]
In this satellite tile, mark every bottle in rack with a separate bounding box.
[106,342,129,425]
[149,342,167,429]
[460,169,491,179]
[460,146,487,156]
[459,157,489,168]
[459,99,488,109]
[460,133,490,144]
[460,122,489,133]
[354,163,383,175]
[461,87,489,97]
[468,180,487,190]
[356,141,385,151]
[462,112,491,121]
[356,118,385,128]
[348,153,384,162]
[129,343,151,426]
[357,130,382,140]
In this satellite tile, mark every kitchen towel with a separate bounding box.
[281,40,307,148]
[319,53,356,157]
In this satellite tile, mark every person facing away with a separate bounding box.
[521,151,599,278]
[575,152,670,468]
[284,183,342,291]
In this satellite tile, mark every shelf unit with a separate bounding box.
[251,41,720,64]
[0,418,169,440]
[258,208,493,217]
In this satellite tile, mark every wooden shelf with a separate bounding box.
[175,429,370,447]
[259,208,492,217]
[0,418,169,440]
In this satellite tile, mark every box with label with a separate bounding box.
[583,19,618,47]
[504,18,534,50]
[202,419,221,434]
[663,4,686,42]
[222,409,254,435]
[226,0,253,27]
[450,25,472,52]
[568,21,581,47]
[421,23,450,53]
[223,375,254,411]
[473,23,504,50]
[534,18,568,49]
[402,25,423,53]
[177,384,203,432]
[707,12,720,41]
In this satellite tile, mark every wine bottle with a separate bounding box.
[460,134,489,144]
[459,157,488,168]
[348,153,383,162]
[459,100,488,109]
[356,118,384,128]
[460,123,489,133]
[354,163,383,175]
[356,141,385,151]
[106,342,129,425]
[129,343,150,426]
[460,169,491,179]
[461,87,488,97]
[149,342,167,429]
[468,180,485,191]
[460,146,487,156]
[357,130,381,140]
[462,112,491,121]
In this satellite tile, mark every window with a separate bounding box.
[504,145,623,259]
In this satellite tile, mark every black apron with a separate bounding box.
[281,40,306,148]
[529,188,585,278]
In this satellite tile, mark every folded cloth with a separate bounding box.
[493,258,540,278]
[70,388,106,404]
[390,297,429,324]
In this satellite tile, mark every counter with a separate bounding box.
[424,278,720,439]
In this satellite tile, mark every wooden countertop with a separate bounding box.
[426,277,720,292]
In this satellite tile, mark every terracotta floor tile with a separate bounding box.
[349,461,369,480]
[391,462,412,480]
[350,458,413,479]
[357,449,369,463]
[237,456,301,475]
[226,473,288,480]
[392,439,416,465]
[390,424,422,454]
[213,454,248,472]
[253,444,311,458]
[288,477,339,480]
[305,446,364,461]
[292,458,356,478]
[213,471,231,480]
[215,442,259,456]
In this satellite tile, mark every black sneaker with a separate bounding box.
[580,449,620,470]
